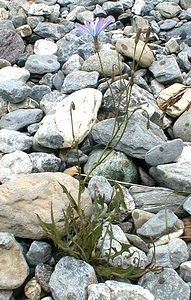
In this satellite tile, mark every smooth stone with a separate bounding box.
[145,139,184,166]
[62,53,84,75]
[34,21,74,41]
[26,241,52,266]
[183,196,191,215]
[137,209,179,239]
[25,55,60,74]
[132,209,155,230]
[132,15,150,33]
[60,148,88,167]
[125,233,149,252]
[156,2,181,18]
[132,0,146,15]
[84,148,139,183]
[88,280,154,300]
[0,80,31,104]
[0,150,32,183]
[0,232,29,289]
[157,83,191,117]
[173,109,191,142]
[180,0,191,9]
[62,70,99,94]
[24,277,41,300]
[0,59,11,69]
[35,263,53,293]
[29,152,61,172]
[0,172,92,239]
[160,19,177,31]
[138,268,190,300]
[0,129,33,153]
[147,238,189,269]
[0,108,43,130]
[49,256,97,300]
[102,1,124,16]
[0,66,30,83]
[88,175,113,204]
[0,290,13,300]
[91,111,167,160]
[82,49,123,76]
[116,37,154,68]
[129,185,187,217]
[30,85,51,102]
[0,29,25,64]
[180,261,191,282]
[149,162,191,192]
[149,56,183,84]
[34,39,58,55]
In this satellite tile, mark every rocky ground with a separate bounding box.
[0,0,191,299]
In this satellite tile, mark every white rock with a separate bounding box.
[0,66,30,83]
[176,142,191,163]
[34,39,58,55]
[132,0,145,15]
[0,150,32,183]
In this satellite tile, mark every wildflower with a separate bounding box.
[75,16,115,37]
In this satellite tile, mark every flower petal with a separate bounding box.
[75,22,93,35]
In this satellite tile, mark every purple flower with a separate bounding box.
[75,16,115,37]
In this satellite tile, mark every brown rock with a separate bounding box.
[0,29,25,64]
[0,172,92,239]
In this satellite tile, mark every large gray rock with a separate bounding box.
[149,56,183,84]
[25,55,60,74]
[91,111,167,159]
[129,185,188,217]
[0,129,33,153]
[0,232,29,289]
[88,175,113,204]
[0,80,31,103]
[0,172,92,239]
[167,21,191,42]
[0,109,43,130]
[173,109,191,142]
[29,152,61,172]
[156,2,181,18]
[180,0,191,9]
[49,256,97,300]
[34,21,74,41]
[149,162,191,192]
[40,90,67,114]
[26,241,52,266]
[138,268,190,300]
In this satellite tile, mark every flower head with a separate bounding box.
[75,16,115,37]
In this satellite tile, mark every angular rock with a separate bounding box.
[25,55,60,74]
[26,241,52,266]
[0,109,43,130]
[0,129,33,153]
[0,232,29,289]
[35,263,53,293]
[62,53,84,75]
[29,152,61,172]
[0,29,25,64]
[149,56,183,84]
[88,175,113,204]
[40,90,67,114]
[0,172,92,239]
[24,277,41,300]
[49,256,97,300]
[167,21,191,42]
[149,162,191,192]
[173,109,191,142]
[0,80,31,103]
[183,196,191,215]
[34,21,74,41]
[0,66,30,83]
[116,37,154,68]
[62,70,99,94]
[0,150,32,183]
[91,111,167,159]
[156,2,181,18]
[138,268,190,300]
[34,39,58,55]
[145,139,183,166]
[180,261,191,282]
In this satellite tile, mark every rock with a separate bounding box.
[40,90,66,114]
[91,111,167,160]
[0,80,31,103]
[62,70,99,94]
[0,129,33,153]
[138,268,190,300]
[30,84,51,102]
[62,53,84,75]
[60,148,88,166]
[88,175,113,204]
[0,66,30,83]
[0,290,13,300]
[84,148,139,183]
[145,139,184,166]
[88,280,154,300]
[160,19,177,31]
[0,150,32,183]
[125,233,149,252]
[35,263,53,293]
[148,238,189,269]
[132,0,146,15]
[129,185,187,217]
[29,152,61,172]
[149,56,183,84]
[165,37,180,53]
[173,109,191,142]
[49,256,97,300]
[0,29,25,64]
[183,196,191,215]
[180,0,191,9]
[156,2,181,18]
[0,109,43,130]
[16,24,32,37]
[82,49,123,76]
[116,38,154,68]
[102,1,124,17]
[176,142,191,163]
[149,162,191,192]
[34,39,58,55]
[25,55,60,74]
[157,84,191,117]
[137,209,179,239]
[0,172,92,239]
[26,241,52,266]
[132,209,154,230]
[35,88,102,148]
[0,232,29,289]
[34,21,73,41]
[24,277,41,300]
[180,261,191,282]
[132,15,150,33]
